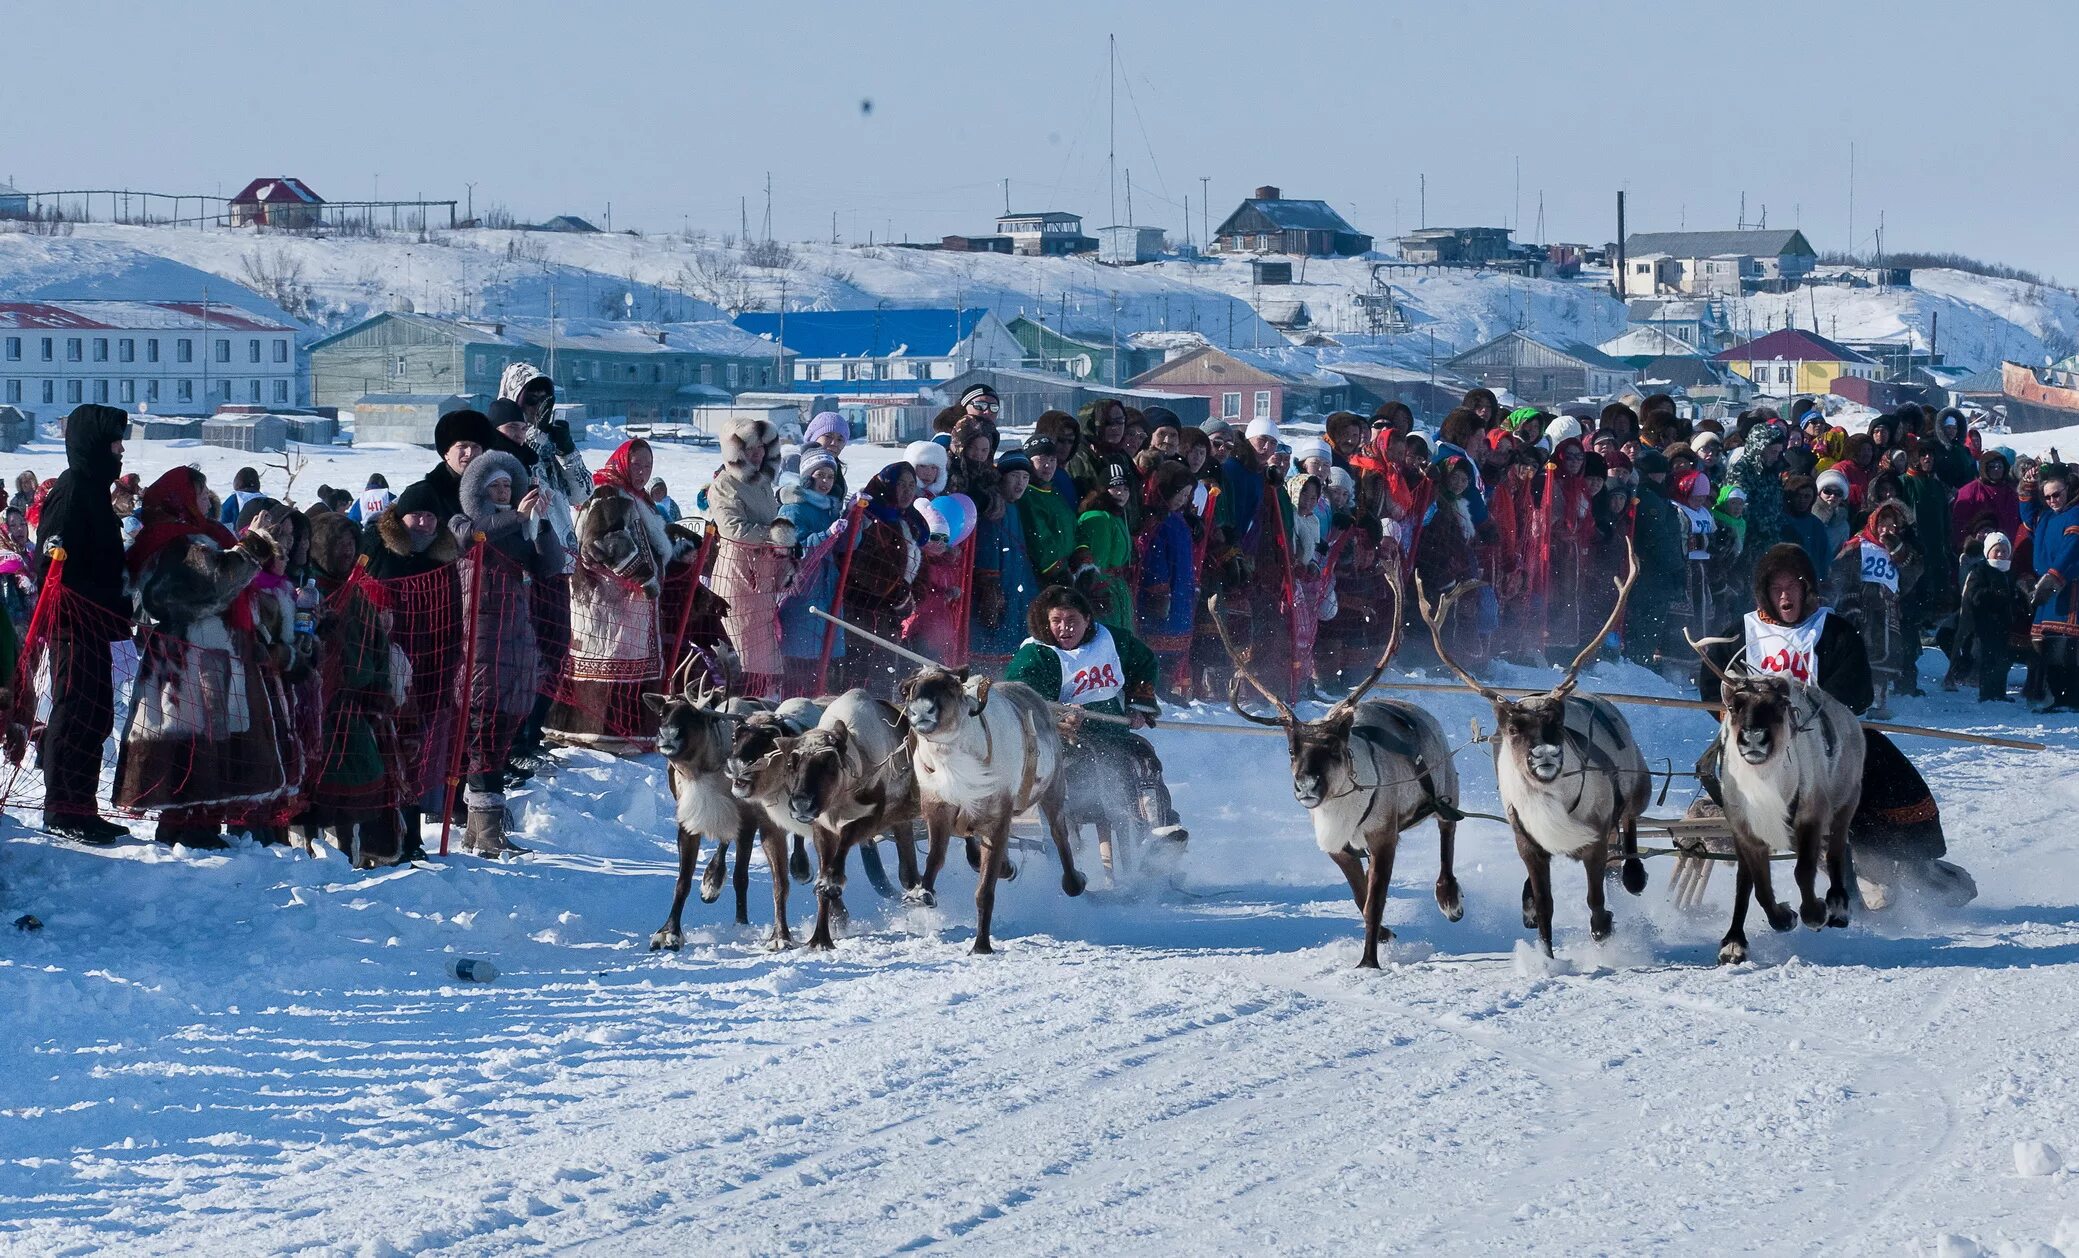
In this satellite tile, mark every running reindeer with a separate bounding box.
[644,672,800,950]
[1687,629,1865,964]
[726,697,905,903]
[899,666,1087,954]
[1215,569,1466,969]
[1420,543,1651,956]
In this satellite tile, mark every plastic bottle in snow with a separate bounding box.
[448,958,497,982]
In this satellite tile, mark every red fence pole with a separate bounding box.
[815,499,867,695]
[665,525,717,685]
[439,537,487,858]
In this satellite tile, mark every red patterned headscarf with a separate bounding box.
[593,439,654,503]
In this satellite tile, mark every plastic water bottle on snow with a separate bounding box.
[449,957,497,982]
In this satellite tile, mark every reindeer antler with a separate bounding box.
[1552,537,1637,699]
[1684,628,1742,686]
[1208,593,1297,726]
[1415,573,1506,702]
[1325,561,1406,721]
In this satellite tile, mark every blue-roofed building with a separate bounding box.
[1211,185,1372,257]
[732,307,1022,394]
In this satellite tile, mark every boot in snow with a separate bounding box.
[463,790,527,859]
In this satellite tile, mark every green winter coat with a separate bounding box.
[1075,507,1136,631]
[1021,482,1077,578]
[1004,623,1158,747]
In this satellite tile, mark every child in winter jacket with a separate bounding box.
[1948,531,2020,701]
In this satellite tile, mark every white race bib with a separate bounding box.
[1031,625,1125,707]
[1743,608,1829,686]
[359,488,396,519]
[1858,541,1898,593]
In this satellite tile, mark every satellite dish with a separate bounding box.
[1070,353,1094,379]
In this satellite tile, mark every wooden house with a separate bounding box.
[1211,186,1371,257]
[1444,330,1631,405]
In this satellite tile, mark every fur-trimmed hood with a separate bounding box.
[457,450,532,524]
[374,508,460,564]
[1751,541,1820,613]
[723,417,784,480]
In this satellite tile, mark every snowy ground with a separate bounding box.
[1,441,2077,1255]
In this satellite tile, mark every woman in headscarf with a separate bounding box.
[115,467,284,848]
[545,437,705,754]
[1539,436,1597,658]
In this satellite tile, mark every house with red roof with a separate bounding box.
[1714,328,1877,397]
[230,178,323,229]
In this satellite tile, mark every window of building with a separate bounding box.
[66,380,82,404]
[146,379,159,403]
[93,379,108,403]
[3,381,17,403]
[627,364,638,381]
[177,380,193,402]
[118,338,134,363]
[248,379,261,402]
[273,379,289,403]
[757,367,770,387]
[214,338,231,363]
[1222,391,1241,419]
[651,365,662,383]
[147,338,160,363]
[3,337,18,361]
[119,379,135,403]
[40,337,53,362]
[248,339,261,364]
[1253,390,1271,419]
[726,363,739,389]
[92,338,108,362]
[700,363,714,386]
[41,381,54,404]
[177,339,193,363]
[66,338,83,362]
[843,362,865,381]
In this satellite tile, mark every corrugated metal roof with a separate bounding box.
[733,308,988,359]
[1714,328,1873,365]
[1622,229,1812,259]
[231,177,322,206]
[1234,198,1361,234]
[0,299,295,332]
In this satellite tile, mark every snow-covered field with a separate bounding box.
[3,440,2079,1255]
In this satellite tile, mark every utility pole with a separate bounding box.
[1420,173,1426,229]
[1107,33,1117,227]
[740,196,748,242]
[465,181,476,224]
[1513,155,1520,232]
[1126,169,1133,227]
[833,211,839,245]
[1847,140,1856,261]
[1200,176,1210,245]
[1004,177,1010,215]
[762,172,773,242]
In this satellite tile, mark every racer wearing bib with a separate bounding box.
[1005,585,1187,848]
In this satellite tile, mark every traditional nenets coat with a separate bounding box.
[545,440,705,754]
[115,467,286,845]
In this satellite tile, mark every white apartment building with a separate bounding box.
[0,300,301,416]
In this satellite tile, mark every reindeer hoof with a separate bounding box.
[1590,909,1614,941]
[1061,869,1087,898]
[1717,938,1749,965]
[1520,881,1538,930]
[1356,953,1381,970]
[1765,902,1797,933]
[903,887,937,909]
[998,859,1018,883]
[698,880,723,905]
[1621,858,1648,896]
[649,928,684,952]
[805,935,836,952]
[1800,898,1828,930]
[1826,890,1851,929]
[789,847,813,884]
[964,836,983,871]
[766,931,795,952]
[1435,878,1464,922]
[970,938,995,955]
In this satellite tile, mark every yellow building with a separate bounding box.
[1714,328,1878,397]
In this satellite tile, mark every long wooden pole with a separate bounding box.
[1372,680,2047,752]
[809,607,1287,738]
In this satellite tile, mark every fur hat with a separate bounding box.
[307,509,362,579]
[723,416,783,474]
[434,408,495,455]
[1815,467,1852,500]
[458,449,529,520]
[904,440,951,483]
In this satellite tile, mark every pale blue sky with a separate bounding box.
[9,0,2077,277]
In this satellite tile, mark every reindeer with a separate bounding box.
[643,675,796,950]
[772,689,926,949]
[727,694,909,905]
[1688,631,1865,964]
[899,667,1086,954]
[1419,543,1651,957]
[1214,567,1465,968]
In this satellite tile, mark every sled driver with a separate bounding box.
[1005,585,1188,855]
[1694,542,1976,908]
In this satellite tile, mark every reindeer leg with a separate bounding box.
[1434,817,1465,922]
[1513,822,1556,957]
[910,806,950,908]
[1794,820,1827,930]
[1042,790,1087,898]
[1330,848,1368,912]
[762,831,794,949]
[789,833,814,884]
[964,834,984,872]
[972,810,1010,955]
[1720,850,1756,965]
[1824,805,1854,928]
[732,825,754,926]
[1744,835,1796,933]
[699,833,727,903]
[807,825,842,950]
[893,821,921,892]
[1358,833,1398,969]
[1619,812,1648,895]
[1584,837,1614,942]
[856,837,898,899]
[651,824,699,951]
